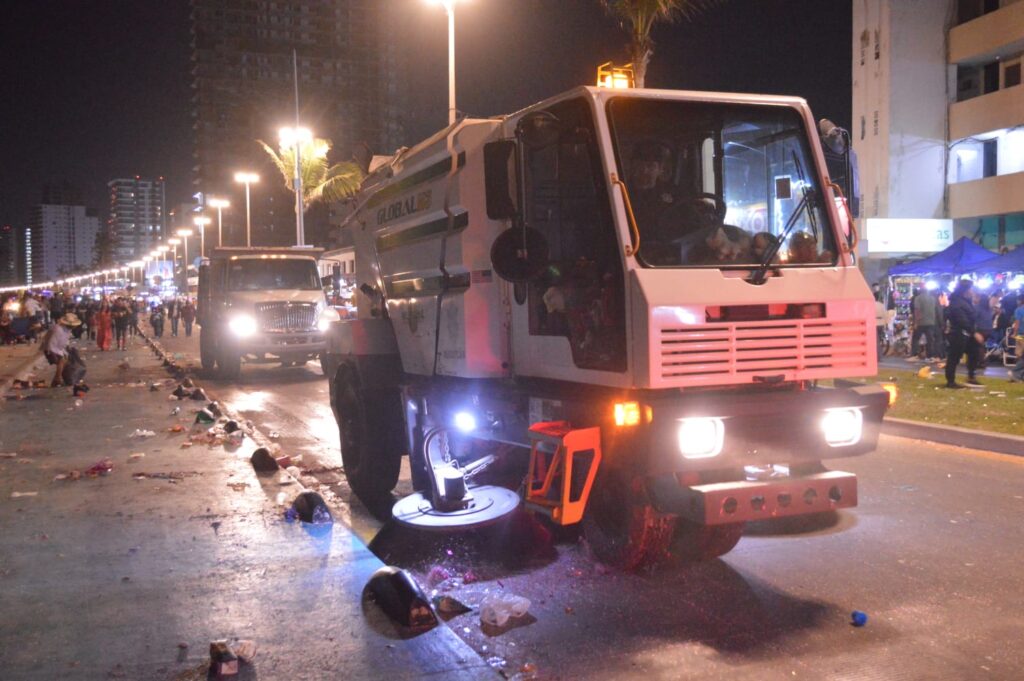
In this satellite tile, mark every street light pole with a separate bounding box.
[428,0,460,126]
[176,229,193,291]
[193,217,211,258]
[234,172,259,247]
[208,198,229,249]
[279,126,311,246]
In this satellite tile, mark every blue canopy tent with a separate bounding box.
[973,245,1024,274]
[888,237,997,276]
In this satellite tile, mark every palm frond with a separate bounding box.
[309,162,365,205]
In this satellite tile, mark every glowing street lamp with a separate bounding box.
[426,0,465,126]
[208,197,230,248]
[233,172,260,247]
[279,126,312,246]
[193,216,211,258]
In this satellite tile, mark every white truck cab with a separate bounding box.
[197,247,336,378]
[323,86,889,569]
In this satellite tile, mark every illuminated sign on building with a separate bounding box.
[865,218,954,254]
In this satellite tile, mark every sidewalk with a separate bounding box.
[0,339,490,679]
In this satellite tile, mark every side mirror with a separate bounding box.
[490,227,549,283]
[484,141,516,220]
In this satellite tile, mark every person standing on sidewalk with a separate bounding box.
[911,287,941,360]
[94,299,113,351]
[112,298,131,351]
[944,279,977,389]
[1010,300,1024,383]
[181,299,196,337]
[128,299,139,338]
[150,302,165,338]
[168,298,180,337]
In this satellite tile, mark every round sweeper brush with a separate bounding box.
[391,485,521,531]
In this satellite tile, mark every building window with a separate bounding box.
[983,139,998,178]
[983,62,1000,94]
[1004,60,1021,89]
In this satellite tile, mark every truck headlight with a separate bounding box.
[677,417,725,459]
[228,314,258,338]
[318,306,340,332]
[821,408,863,447]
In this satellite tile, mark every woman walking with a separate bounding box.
[94,299,113,351]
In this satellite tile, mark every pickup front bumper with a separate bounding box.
[238,331,326,356]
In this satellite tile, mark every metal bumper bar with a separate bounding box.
[674,470,857,525]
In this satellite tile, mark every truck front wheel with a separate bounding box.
[333,362,402,502]
[199,329,216,371]
[582,468,676,571]
[218,344,241,379]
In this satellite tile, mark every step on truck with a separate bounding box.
[323,86,890,569]
[197,247,338,379]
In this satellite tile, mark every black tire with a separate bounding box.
[333,361,403,502]
[672,520,745,561]
[218,344,241,380]
[199,330,216,371]
[582,467,676,571]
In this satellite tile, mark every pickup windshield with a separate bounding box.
[607,98,837,268]
[227,258,321,291]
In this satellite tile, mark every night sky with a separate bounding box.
[0,0,851,230]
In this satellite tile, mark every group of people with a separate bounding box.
[147,297,196,339]
[885,281,1024,388]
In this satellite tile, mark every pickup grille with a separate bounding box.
[658,318,870,386]
[255,302,318,333]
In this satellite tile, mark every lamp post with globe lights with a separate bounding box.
[176,229,193,291]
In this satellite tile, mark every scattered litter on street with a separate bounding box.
[290,491,332,524]
[10,491,38,498]
[363,565,438,631]
[250,448,279,472]
[129,429,156,439]
[480,593,531,628]
[851,610,869,627]
[127,453,145,462]
[84,458,114,476]
[432,594,472,618]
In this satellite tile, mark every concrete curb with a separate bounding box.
[883,417,1024,457]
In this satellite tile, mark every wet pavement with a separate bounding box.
[153,330,1024,680]
[0,336,489,680]
[14,329,1024,680]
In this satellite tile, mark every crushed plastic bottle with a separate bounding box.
[479,593,530,628]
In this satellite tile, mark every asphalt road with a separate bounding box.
[157,331,1024,680]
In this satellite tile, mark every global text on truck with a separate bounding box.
[322,85,890,569]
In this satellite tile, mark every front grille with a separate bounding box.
[658,318,870,386]
[254,302,318,333]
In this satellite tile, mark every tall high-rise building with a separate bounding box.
[852,0,1024,279]
[0,223,19,286]
[189,0,406,247]
[107,177,167,264]
[27,204,100,283]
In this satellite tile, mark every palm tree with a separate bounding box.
[599,0,721,88]
[258,137,365,211]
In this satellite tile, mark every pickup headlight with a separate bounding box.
[677,417,725,459]
[228,314,258,338]
[318,306,340,332]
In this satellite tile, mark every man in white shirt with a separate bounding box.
[9,313,81,389]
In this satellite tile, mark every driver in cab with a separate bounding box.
[626,140,750,267]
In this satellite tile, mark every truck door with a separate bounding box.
[510,97,627,381]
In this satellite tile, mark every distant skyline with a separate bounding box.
[0,0,851,233]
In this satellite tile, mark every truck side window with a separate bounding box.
[523,98,626,372]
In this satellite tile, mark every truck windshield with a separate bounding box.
[227,259,321,291]
[607,98,837,269]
